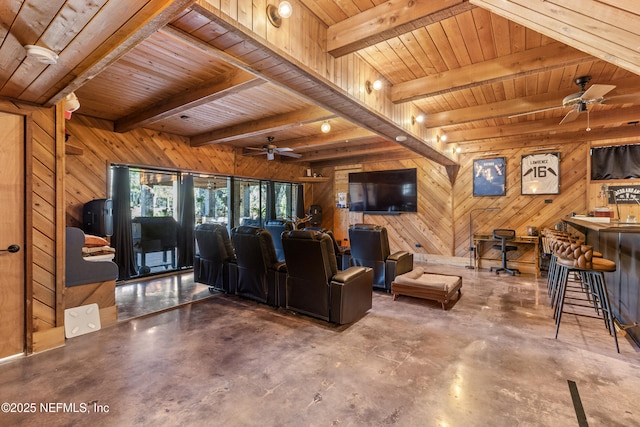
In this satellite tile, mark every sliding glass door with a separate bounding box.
[111,165,301,279]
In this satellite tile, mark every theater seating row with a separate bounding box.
[193,223,413,324]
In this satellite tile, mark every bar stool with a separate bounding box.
[553,243,619,353]
[543,229,602,308]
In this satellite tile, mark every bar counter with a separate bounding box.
[563,217,640,346]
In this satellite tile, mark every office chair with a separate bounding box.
[490,229,520,276]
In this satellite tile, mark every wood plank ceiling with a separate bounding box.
[1,0,639,168]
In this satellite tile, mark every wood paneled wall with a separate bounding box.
[0,99,64,353]
[65,114,307,226]
[319,141,591,260]
[320,157,455,257]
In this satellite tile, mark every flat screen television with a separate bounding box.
[348,168,417,214]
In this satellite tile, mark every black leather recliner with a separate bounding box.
[194,224,237,293]
[282,230,373,324]
[303,228,351,270]
[348,223,414,292]
[231,226,286,307]
[264,219,294,262]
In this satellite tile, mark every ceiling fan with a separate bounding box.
[243,136,301,161]
[509,76,616,126]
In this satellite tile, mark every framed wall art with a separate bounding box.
[473,157,506,197]
[521,152,560,195]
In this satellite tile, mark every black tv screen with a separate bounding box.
[348,168,417,214]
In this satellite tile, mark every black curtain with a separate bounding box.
[591,145,640,180]
[295,184,305,228]
[177,173,195,268]
[112,166,137,280]
[267,181,276,221]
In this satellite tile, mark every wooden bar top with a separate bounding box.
[563,216,640,233]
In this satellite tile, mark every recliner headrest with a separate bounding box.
[351,223,380,231]
[286,230,321,240]
[233,225,261,236]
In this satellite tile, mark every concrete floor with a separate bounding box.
[115,272,211,321]
[1,263,639,427]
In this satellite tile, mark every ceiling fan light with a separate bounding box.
[577,102,587,113]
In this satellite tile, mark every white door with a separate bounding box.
[0,111,25,358]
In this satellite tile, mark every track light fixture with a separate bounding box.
[267,1,292,27]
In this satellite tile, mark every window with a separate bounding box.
[111,164,301,278]
[194,175,229,226]
[273,181,298,220]
[130,169,178,218]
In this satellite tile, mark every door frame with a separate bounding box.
[1,105,33,355]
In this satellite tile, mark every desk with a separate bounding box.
[473,234,540,277]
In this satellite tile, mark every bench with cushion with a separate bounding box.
[391,267,462,310]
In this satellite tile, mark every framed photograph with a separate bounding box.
[521,152,560,195]
[473,157,506,197]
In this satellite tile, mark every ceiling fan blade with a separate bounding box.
[559,107,580,124]
[601,93,640,104]
[581,84,616,101]
[275,147,294,152]
[242,148,267,157]
[508,105,564,119]
[278,151,301,158]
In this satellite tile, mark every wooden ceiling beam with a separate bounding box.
[310,150,421,169]
[43,0,197,106]
[447,105,640,143]
[190,105,335,146]
[457,125,640,154]
[327,0,475,57]
[115,70,263,132]
[392,42,591,103]
[470,0,640,76]
[278,127,378,151]
[287,141,406,162]
[183,4,458,166]
[429,76,640,128]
